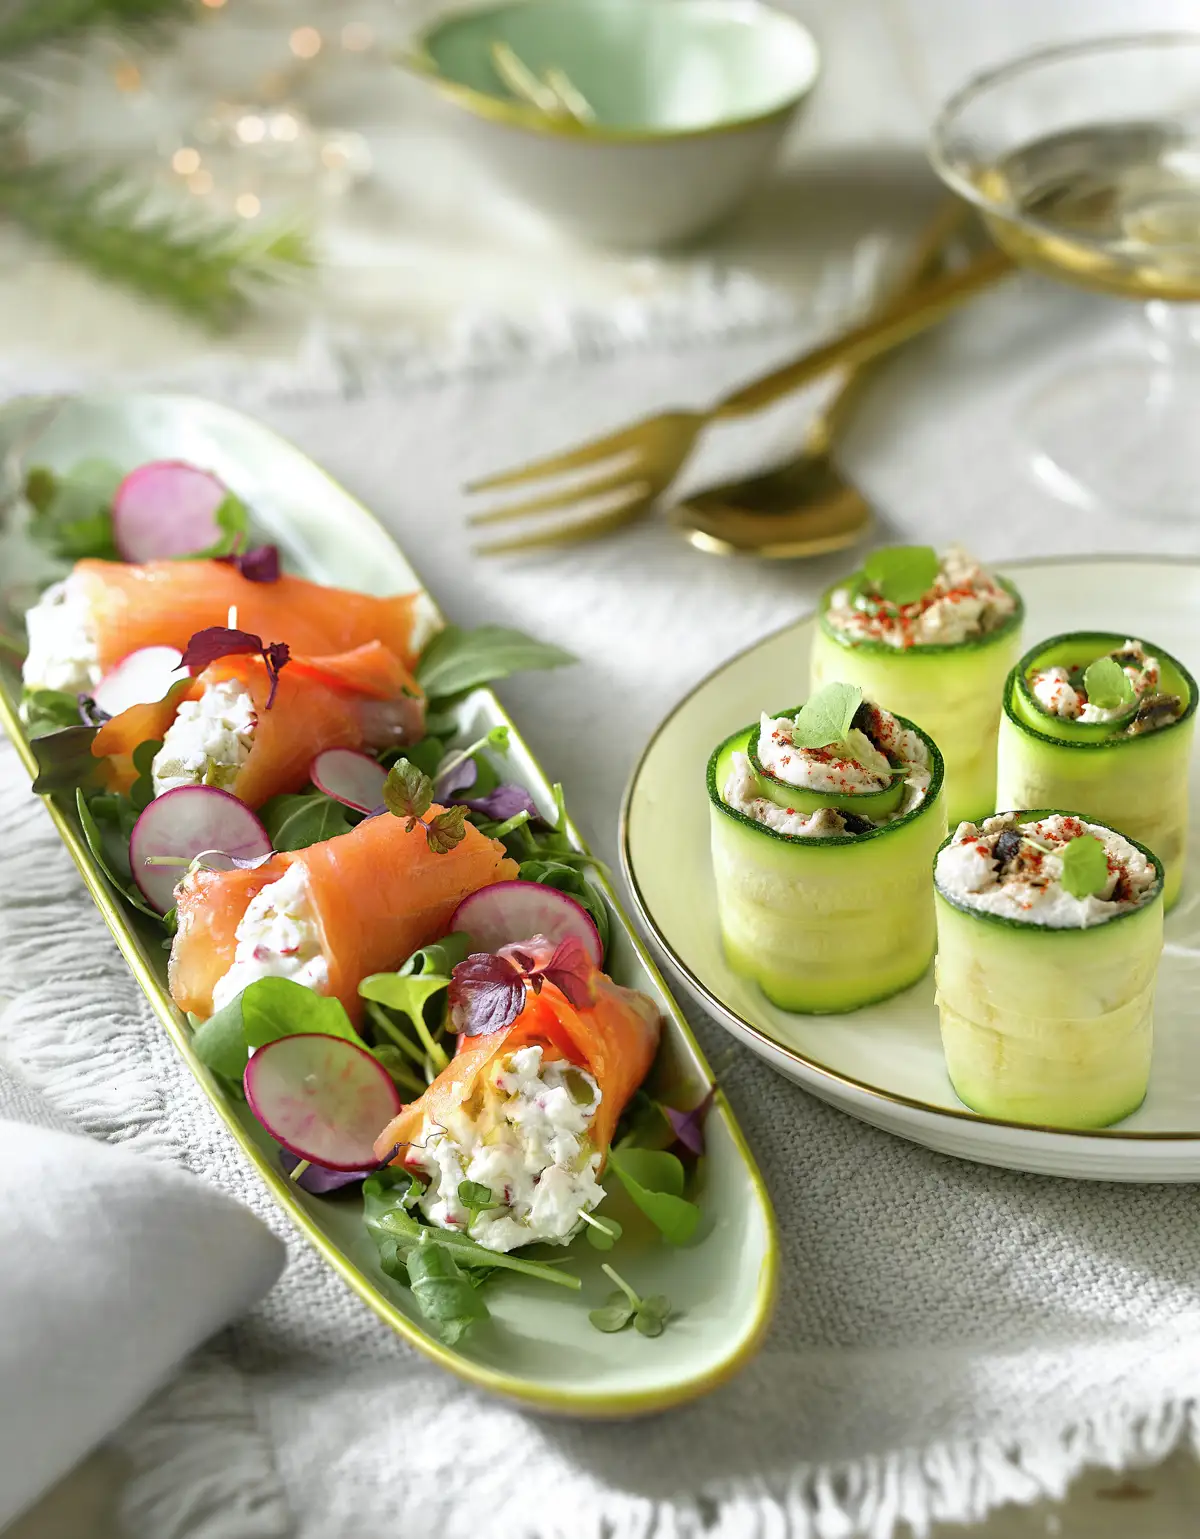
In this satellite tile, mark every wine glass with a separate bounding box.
[929,33,1200,518]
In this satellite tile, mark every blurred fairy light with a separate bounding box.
[171,147,201,174]
[235,192,262,218]
[236,113,266,143]
[289,26,322,59]
[341,23,374,52]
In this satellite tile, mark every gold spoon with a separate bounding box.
[670,200,972,558]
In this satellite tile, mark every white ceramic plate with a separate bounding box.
[621,557,1200,1182]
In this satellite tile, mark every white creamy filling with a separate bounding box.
[21,575,101,694]
[405,1045,604,1253]
[826,545,1015,648]
[210,863,329,1012]
[722,753,850,838]
[1029,642,1160,724]
[936,812,1156,928]
[757,713,890,792]
[152,679,257,796]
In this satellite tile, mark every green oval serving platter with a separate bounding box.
[0,391,777,1417]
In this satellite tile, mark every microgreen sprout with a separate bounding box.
[588,1264,671,1337]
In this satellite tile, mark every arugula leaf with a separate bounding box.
[415,624,575,702]
[862,545,940,606]
[25,460,123,562]
[1083,656,1136,712]
[1059,834,1111,899]
[189,997,250,1082]
[362,1176,581,1288]
[259,790,352,852]
[30,724,101,792]
[518,859,610,958]
[405,1233,491,1344]
[75,788,162,920]
[609,1148,700,1246]
[240,977,366,1051]
[788,684,864,751]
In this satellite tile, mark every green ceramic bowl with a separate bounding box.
[406,0,820,246]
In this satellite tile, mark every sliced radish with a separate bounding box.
[112,460,230,562]
[245,1033,402,1170]
[451,880,602,967]
[129,786,273,912]
[92,645,184,717]
[311,748,387,814]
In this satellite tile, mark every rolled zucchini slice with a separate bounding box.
[811,576,1023,827]
[934,813,1164,1128]
[995,632,1197,910]
[708,716,946,1014]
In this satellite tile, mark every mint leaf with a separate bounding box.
[609,1148,700,1245]
[1059,834,1111,899]
[862,545,940,606]
[788,683,863,750]
[1083,656,1136,712]
[406,1233,490,1344]
[415,624,575,702]
[239,976,367,1051]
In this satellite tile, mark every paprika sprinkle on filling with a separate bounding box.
[826,545,1016,649]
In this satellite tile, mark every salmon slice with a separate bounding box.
[75,558,428,673]
[374,943,662,1168]
[169,810,518,1021]
[92,641,424,803]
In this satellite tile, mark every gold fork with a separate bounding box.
[466,231,1014,555]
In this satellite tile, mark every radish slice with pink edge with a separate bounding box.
[311,748,388,813]
[244,1033,402,1170]
[92,645,184,717]
[129,786,273,913]
[112,460,231,562]
[451,880,603,967]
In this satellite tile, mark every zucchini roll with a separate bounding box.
[995,633,1197,909]
[810,546,1023,825]
[934,812,1164,1128]
[707,687,946,1013]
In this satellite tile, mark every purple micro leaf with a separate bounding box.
[448,952,526,1037]
[77,693,111,726]
[279,1148,373,1193]
[262,641,291,710]
[538,934,597,1010]
[180,626,266,675]
[664,1088,716,1158]
[434,756,477,800]
[498,941,539,975]
[217,544,281,583]
[458,783,539,822]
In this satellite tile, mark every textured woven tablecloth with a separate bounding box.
[5,264,1200,1539]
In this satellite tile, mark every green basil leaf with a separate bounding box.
[1058,834,1111,899]
[862,545,940,606]
[405,1234,490,1345]
[609,1148,700,1246]
[1083,656,1136,712]
[240,976,366,1051]
[415,624,575,702]
[788,684,863,751]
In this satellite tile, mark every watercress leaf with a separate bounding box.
[448,952,525,1036]
[539,934,598,1010]
[862,545,940,606]
[259,790,351,852]
[609,1148,700,1246]
[425,805,467,855]
[1059,834,1111,900]
[240,976,366,1051]
[30,725,101,792]
[588,1296,634,1334]
[382,758,433,825]
[789,684,864,751]
[415,624,576,701]
[406,1234,490,1345]
[1083,656,1136,711]
[584,1214,622,1251]
[458,1180,495,1213]
[664,1088,716,1158]
[189,995,248,1082]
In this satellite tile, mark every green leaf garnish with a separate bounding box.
[588,1264,672,1337]
[425,805,467,854]
[578,1210,623,1251]
[359,933,471,1076]
[788,683,863,751]
[259,789,352,852]
[129,738,162,812]
[383,758,434,825]
[240,976,366,1052]
[21,686,85,738]
[24,459,123,562]
[405,1233,490,1345]
[458,1180,497,1218]
[1059,834,1111,899]
[608,1148,700,1246]
[189,997,250,1084]
[74,787,161,920]
[415,624,575,702]
[1082,656,1136,712]
[188,493,251,559]
[518,860,610,958]
[862,545,940,606]
[588,1294,634,1333]
[31,724,101,792]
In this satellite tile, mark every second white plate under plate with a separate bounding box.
[621,557,1200,1182]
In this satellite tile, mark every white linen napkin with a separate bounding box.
[0,1057,284,1532]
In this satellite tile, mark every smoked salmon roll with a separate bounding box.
[22,557,432,694]
[92,641,424,805]
[169,811,518,1022]
[374,939,661,1252]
